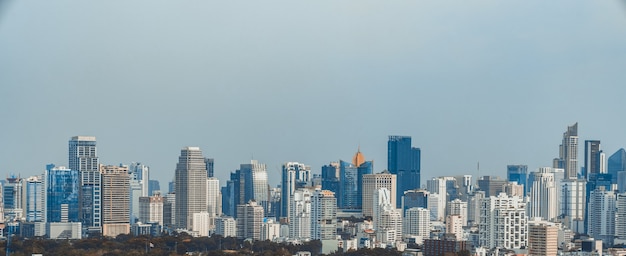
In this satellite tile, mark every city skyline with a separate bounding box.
[2,1,626,187]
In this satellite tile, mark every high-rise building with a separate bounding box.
[528,218,558,256]
[479,193,527,249]
[100,164,131,237]
[555,123,579,179]
[446,215,464,240]
[503,182,524,197]
[236,200,264,240]
[615,193,626,242]
[193,211,210,237]
[338,151,373,210]
[467,191,485,227]
[587,187,616,246]
[311,189,337,240]
[129,178,142,224]
[148,180,160,196]
[584,140,601,180]
[403,207,430,240]
[529,168,558,222]
[402,189,429,215]
[240,160,269,214]
[289,188,312,240]
[205,158,214,178]
[129,162,149,197]
[373,188,403,245]
[206,177,221,228]
[45,164,80,223]
[215,216,237,238]
[3,176,23,221]
[69,136,100,233]
[427,177,455,219]
[585,172,612,233]
[138,193,164,227]
[608,148,626,184]
[428,193,443,221]
[222,170,244,217]
[388,136,421,208]
[476,176,506,197]
[561,179,586,233]
[174,147,208,230]
[447,199,468,227]
[23,176,44,224]
[507,165,528,196]
[362,171,396,218]
[321,162,340,196]
[281,162,311,219]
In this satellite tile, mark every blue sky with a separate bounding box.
[1,1,626,188]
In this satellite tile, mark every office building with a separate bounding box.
[388,136,421,208]
[403,207,430,240]
[584,140,601,180]
[289,188,312,240]
[175,147,208,230]
[507,165,528,196]
[129,162,149,197]
[45,164,80,223]
[587,187,616,246]
[24,175,44,223]
[479,193,527,249]
[205,158,214,178]
[615,193,626,243]
[281,162,311,218]
[362,171,396,217]
[447,199,468,227]
[100,164,130,237]
[402,189,429,214]
[529,168,558,222]
[311,189,337,240]
[240,160,269,213]
[423,237,470,256]
[338,150,373,210]
[206,177,221,228]
[3,176,23,221]
[428,193,443,221]
[148,180,160,196]
[528,218,558,256]
[69,136,101,233]
[138,193,164,226]
[503,182,524,197]
[561,179,586,232]
[467,191,485,227]
[554,123,578,179]
[321,162,340,195]
[609,148,626,184]
[476,176,506,197]
[236,200,264,240]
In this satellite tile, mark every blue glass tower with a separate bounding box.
[388,136,421,208]
[321,163,340,195]
[584,172,612,234]
[608,148,626,184]
[45,164,80,223]
[338,159,373,210]
[507,165,528,196]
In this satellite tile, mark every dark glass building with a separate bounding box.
[583,140,601,180]
[388,135,421,208]
[45,164,80,223]
[507,165,528,196]
[608,148,626,184]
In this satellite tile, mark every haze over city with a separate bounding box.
[1,1,626,187]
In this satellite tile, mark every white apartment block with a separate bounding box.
[215,216,237,238]
[289,188,312,240]
[447,199,468,226]
[311,189,337,240]
[529,168,558,222]
[479,193,528,249]
[403,207,430,242]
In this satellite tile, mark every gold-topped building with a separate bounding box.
[352,147,366,167]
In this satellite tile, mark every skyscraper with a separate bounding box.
[583,140,601,180]
[608,148,626,184]
[45,164,79,223]
[507,165,528,196]
[555,123,578,179]
[138,193,164,227]
[479,193,528,249]
[362,171,396,218]
[321,162,340,195]
[338,155,373,210]
[240,160,269,214]
[281,162,311,219]
[388,136,421,208]
[587,187,616,246]
[205,158,215,178]
[24,175,44,223]
[402,189,429,214]
[561,179,586,232]
[236,200,264,240]
[174,147,208,230]
[100,164,131,237]
[3,176,23,221]
[403,207,430,239]
[69,136,100,233]
[206,177,221,225]
[288,188,312,240]
[373,188,403,245]
[528,218,558,256]
[528,168,558,222]
[311,189,337,240]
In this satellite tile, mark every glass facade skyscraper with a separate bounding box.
[69,136,100,233]
[507,165,528,196]
[608,148,626,184]
[583,140,601,180]
[280,162,311,218]
[387,135,421,208]
[338,156,372,210]
[45,164,80,223]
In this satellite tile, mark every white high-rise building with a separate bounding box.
[479,193,528,249]
[129,162,149,197]
[236,200,264,240]
[175,147,208,230]
[467,191,485,227]
[129,179,142,223]
[427,177,452,219]
[373,188,402,245]
[447,199,468,226]
[446,215,464,240]
[206,177,221,230]
[561,179,586,232]
[311,189,337,240]
[260,218,281,241]
[362,171,396,218]
[281,162,311,219]
[215,216,237,238]
[615,193,626,242]
[403,207,430,240]
[289,188,312,240]
[529,168,558,222]
[193,211,210,237]
[557,123,578,179]
[587,187,616,245]
[428,193,444,221]
[138,193,164,226]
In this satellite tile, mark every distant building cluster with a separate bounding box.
[2,124,626,255]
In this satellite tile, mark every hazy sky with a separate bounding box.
[1,1,626,188]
